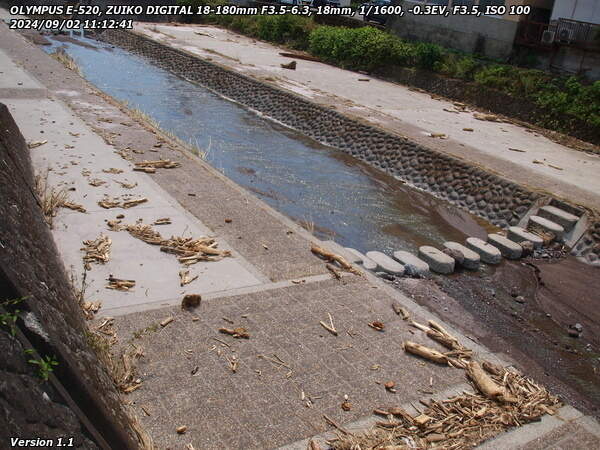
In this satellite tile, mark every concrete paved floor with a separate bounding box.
[135,22,600,212]
[1,17,600,449]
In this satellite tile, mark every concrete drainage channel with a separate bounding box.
[98,29,600,268]
[346,200,590,278]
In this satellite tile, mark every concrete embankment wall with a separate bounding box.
[99,30,600,265]
[0,104,140,449]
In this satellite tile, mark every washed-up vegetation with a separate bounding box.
[193,13,600,133]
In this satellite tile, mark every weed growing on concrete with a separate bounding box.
[24,349,59,381]
[0,297,27,336]
[34,171,68,227]
[50,48,82,76]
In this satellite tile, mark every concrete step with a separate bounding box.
[487,234,523,259]
[538,205,578,231]
[443,241,480,270]
[344,247,377,271]
[393,250,430,276]
[418,246,455,274]
[465,237,502,264]
[506,226,544,249]
[365,251,405,276]
[528,215,565,241]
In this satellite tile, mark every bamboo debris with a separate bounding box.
[134,159,180,172]
[80,300,102,320]
[219,327,250,339]
[310,244,360,275]
[117,222,231,265]
[331,364,561,450]
[98,197,147,209]
[123,197,148,208]
[81,234,111,270]
[106,276,136,291]
[179,269,198,286]
[403,341,448,364]
[62,201,87,213]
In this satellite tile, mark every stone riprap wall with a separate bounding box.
[100,30,541,230]
[99,30,600,265]
[0,104,140,449]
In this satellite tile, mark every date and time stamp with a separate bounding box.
[8,3,531,31]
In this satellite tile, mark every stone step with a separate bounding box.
[506,226,544,249]
[418,246,455,274]
[465,237,502,264]
[538,205,578,231]
[344,248,377,271]
[393,250,430,276]
[366,251,405,276]
[528,215,565,241]
[487,234,523,259]
[443,241,480,270]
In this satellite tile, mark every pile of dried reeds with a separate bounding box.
[35,172,86,227]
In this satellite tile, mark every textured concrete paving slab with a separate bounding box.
[393,249,430,276]
[0,49,47,96]
[418,245,455,274]
[529,215,565,240]
[365,251,405,275]
[488,233,523,260]
[133,22,600,212]
[507,226,544,249]
[538,205,579,231]
[466,237,502,264]
[111,277,470,449]
[442,241,480,270]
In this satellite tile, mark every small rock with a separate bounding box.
[514,296,525,304]
[573,323,583,333]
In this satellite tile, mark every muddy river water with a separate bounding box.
[41,32,600,417]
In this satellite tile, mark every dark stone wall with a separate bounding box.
[0,103,140,449]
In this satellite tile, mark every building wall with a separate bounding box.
[390,0,520,60]
[551,0,600,24]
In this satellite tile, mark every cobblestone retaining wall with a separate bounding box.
[0,104,140,448]
[100,30,600,265]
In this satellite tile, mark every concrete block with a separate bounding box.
[366,251,405,275]
[528,215,565,240]
[487,234,523,259]
[465,237,502,264]
[443,241,480,270]
[393,250,430,276]
[506,226,544,249]
[538,205,578,231]
[417,246,455,274]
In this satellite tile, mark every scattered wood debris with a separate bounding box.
[154,217,171,225]
[308,440,322,450]
[81,234,111,270]
[462,127,474,132]
[179,270,199,286]
[98,198,122,209]
[384,381,396,392]
[474,112,500,122]
[508,147,527,153]
[160,316,174,327]
[320,313,338,336]
[113,343,144,393]
[116,180,138,189]
[330,363,561,450]
[123,197,148,208]
[219,327,250,339]
[341,400,352,411]
[28,140,48,149]
[311,244,360,275]
[61,201,86,213]
[106,275,135,291]
[88,178,106,187]
[176,425,187,434]
[429,132,448,139]
[80,300,102,320]
[181,294,201,310]
[403,341,448,364]
[326,263,342,280]
[392,302,409,320]
[102,167,124,174]
[368,321,385,331]
[134,159,180,172]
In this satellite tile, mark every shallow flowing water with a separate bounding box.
[43,33,492,255]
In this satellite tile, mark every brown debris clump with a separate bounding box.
[106,275,136,291]
[81,234,111,270]
[133,159,180,173]
[219,327,250,339]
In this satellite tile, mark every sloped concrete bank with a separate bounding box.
[99,30,600,265]
[0,104,140,448]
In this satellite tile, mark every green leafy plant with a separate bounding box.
[0,297,27,336]
[24,349,59,381]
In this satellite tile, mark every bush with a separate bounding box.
[413,42,443,69]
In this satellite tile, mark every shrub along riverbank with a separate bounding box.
[197,14,599,139]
